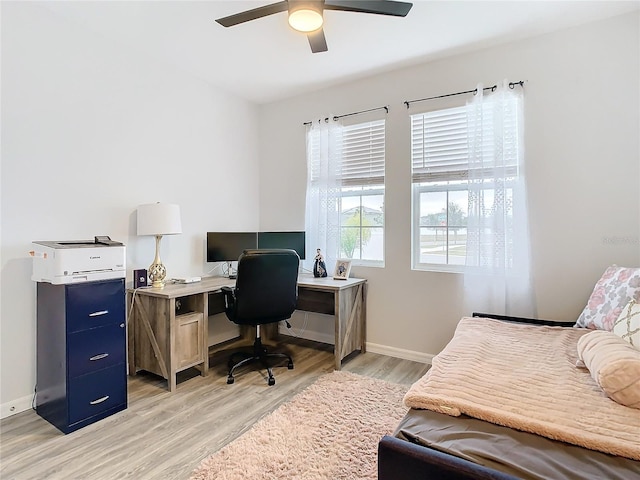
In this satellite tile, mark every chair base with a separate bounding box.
[227,336,293,386]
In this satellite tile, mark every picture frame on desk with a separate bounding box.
[333,259,352,280]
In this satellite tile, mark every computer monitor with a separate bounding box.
[257,231,306,260]
[206,232,258,263]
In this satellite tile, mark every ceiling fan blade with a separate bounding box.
[215,1,289,27]
[308,29,328,53]
[324,0,412,17]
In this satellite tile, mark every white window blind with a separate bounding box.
[411,102,518,184]
[411,106,468,183]
[341,120,385,187]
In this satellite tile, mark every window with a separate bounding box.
[411,97,521,271]
[305,118,385,267]
[339,120,385,265]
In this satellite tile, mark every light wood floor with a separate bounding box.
[1,337,429,480]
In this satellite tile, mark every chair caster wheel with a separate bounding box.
[227,376,235,384]
[287,362,294,369]
[268,377,275,386]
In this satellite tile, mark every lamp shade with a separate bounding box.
[137,203,182,236]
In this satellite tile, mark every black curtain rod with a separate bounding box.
[303,105,389,126]
[404,80,525,109]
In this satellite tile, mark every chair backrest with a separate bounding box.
[228,249,300,325]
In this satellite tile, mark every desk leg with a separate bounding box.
[334,283,366,370]
[360,282,367,354]
[127,292,136,376]
[168,299,177,392]
[334,290,343,370]
[201,292,209,377]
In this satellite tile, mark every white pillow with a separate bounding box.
[577,330,640,409]
[613,299,640,350]
[575,265,640,330]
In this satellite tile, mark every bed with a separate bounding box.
[378,312,640,480]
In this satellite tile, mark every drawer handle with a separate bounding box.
[89,310,109,317]
[89,353,109,361]
[90,395,110,405]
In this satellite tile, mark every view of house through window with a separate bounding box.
[416,185,468,265]
[340,186,384,263]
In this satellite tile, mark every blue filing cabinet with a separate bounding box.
[36,278,127,433]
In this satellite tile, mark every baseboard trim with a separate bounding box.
[279,325,433,365]
[1,393,33,419]
[366,342,433,364]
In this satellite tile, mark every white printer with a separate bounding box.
[31,237,126,284]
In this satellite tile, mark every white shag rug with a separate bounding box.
[190,371,408,480]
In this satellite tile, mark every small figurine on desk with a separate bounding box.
[313,248,328,278]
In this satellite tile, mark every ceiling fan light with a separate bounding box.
[288,9,323,33]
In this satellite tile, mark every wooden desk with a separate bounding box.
[127,275,366,391]
[295,276,367,370]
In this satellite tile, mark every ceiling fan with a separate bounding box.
[215,0,413,53]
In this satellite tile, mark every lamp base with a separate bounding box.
[148,261,167,288]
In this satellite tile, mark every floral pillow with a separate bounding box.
[575,266,640,331]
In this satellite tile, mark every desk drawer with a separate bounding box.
[296,288,334,315]
[68,323,126,378]
[66,280,125,333]
[68,364,126,424]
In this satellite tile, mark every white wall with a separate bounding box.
[259,12,640,359]
[1,3,261,415]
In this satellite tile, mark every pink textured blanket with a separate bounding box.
[404,317,640,460]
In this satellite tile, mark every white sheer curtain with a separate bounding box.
[464,80,536,317]
[304,118,344,270]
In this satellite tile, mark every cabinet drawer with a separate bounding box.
[68,364,126,424]
[176,312,204,370]
[66,280,125,333]
[68,323,126,378]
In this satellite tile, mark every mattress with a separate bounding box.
[395,408,640,480]
[403,317,640,459]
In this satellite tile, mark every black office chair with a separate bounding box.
[221,249,300,386]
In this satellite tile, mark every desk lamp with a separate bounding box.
[137,202,182,288]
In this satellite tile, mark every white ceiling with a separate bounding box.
[37,0,639,104]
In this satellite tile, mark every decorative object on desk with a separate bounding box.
[333,259,351,280]
[190,371,408,480]
[133,268,147,289]
[137,202,182,288]
[313,248,327,278]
